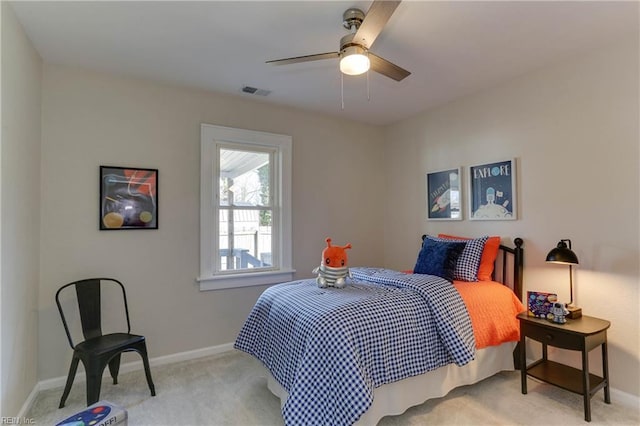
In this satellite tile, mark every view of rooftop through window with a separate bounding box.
[218,148,273,271]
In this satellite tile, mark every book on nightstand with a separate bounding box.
[527,291,558,318]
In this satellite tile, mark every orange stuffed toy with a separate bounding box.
[312,238,352,288]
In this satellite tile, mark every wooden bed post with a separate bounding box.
[511,238,525,370]
[513,237,524,301]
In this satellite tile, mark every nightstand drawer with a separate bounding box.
[522,322,583,350]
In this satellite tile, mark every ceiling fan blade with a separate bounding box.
[369,53,410,81]
[353,0,401,49]
[266,52,339,66]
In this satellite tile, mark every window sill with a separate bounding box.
[197,269,296,291]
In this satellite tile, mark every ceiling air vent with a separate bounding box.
[241,85,271,96]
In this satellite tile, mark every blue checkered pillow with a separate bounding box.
[424,235,489,282]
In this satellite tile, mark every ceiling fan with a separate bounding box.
[266,0,410,82]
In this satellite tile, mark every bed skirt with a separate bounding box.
[263,341,517,426]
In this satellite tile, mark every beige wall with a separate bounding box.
[383,39,639,397]
[2,3,638,415]
[0,2,42,416]
[38,64,386,381]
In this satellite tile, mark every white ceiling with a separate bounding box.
[10,1,638,126]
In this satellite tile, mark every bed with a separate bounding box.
[235,235,525,426]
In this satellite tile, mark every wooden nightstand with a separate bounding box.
[517,312,611,422]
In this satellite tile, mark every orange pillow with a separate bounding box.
[438,234,501,281]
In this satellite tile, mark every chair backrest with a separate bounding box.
[55,278,131,348]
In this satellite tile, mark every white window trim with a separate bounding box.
[199,124,294,291]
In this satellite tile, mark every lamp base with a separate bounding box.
[566,305,582,319]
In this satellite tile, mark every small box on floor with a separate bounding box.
[55,400,127,426]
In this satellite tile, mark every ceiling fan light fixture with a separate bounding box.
[339,45,370,76]
[266,1,410,82]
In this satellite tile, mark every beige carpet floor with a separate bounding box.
[28,350,639,425]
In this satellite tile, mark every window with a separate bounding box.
[199,124,294,290]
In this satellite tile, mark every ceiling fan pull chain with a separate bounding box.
[367,69,371,102]
[341,72,345,110]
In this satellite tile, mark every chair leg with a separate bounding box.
[108,354,122,385]
[59,356,80,408]
[85,361,104,407]
[139,344,156,396]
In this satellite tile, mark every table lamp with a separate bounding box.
[546,239,581,318]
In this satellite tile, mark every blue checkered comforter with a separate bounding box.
[234,267,475,426]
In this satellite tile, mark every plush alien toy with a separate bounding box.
[313,238,352,288]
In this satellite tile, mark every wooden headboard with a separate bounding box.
[420,235,524,301]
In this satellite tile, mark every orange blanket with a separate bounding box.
[454,280,525,349]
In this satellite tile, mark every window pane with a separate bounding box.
[219,148,270,207]
[201,124,292,289]
[218,209,273,271]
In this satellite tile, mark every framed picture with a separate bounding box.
[100,166,158,230]
[468,158,516,220]
[426,167,462,220]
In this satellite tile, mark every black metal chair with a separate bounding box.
[55,278,156,408]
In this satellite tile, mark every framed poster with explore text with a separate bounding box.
[427,167,462,220]
[468,159,516,220]
[100,166,158,230]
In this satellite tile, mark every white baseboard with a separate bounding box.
[611,388,640,411]
[18,342,235,417]
[19,345,640,418]
[16,385,41,420]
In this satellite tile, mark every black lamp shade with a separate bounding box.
[546,240,579,265]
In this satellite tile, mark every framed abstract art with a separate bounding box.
[100,166,158,230]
